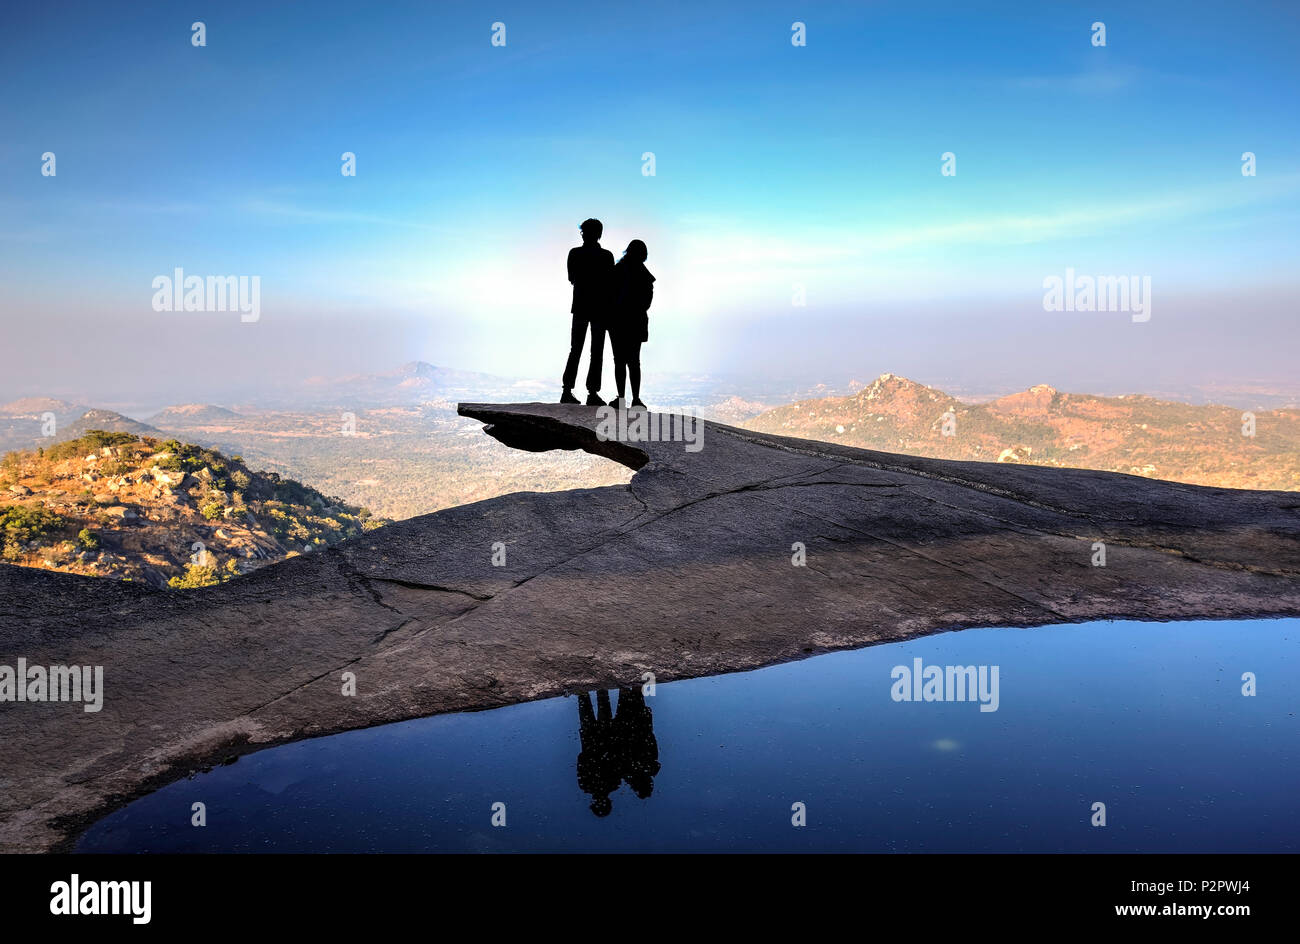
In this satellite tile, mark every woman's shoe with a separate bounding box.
[559,389,580,404]
[608,397,624,409]
[585,392,605,406]
[630,398,647,409]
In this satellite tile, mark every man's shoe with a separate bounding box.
[559,389,580,404]
[585,393,605,406]
[608,397,624,409]
[630,398,647,409]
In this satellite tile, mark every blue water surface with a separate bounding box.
[77,618,1298,853]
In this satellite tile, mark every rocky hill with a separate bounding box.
[0,402,160,454]
[146,403,242,426]
[57,409,161,441]
[743,373,1300,491]
[0,397,81,415]
[0,430,386,589]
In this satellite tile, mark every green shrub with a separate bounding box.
[77,528,100,550]
[168,563,222,589]
[46,431,141,463]
[82,430,138,451]
[0,505,64,543]
[168,558,240,589]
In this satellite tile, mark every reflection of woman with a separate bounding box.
[613,687,660,799]
[608,240,654,409]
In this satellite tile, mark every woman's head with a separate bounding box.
[622,239,648,263]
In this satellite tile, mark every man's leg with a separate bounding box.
[562,314,588,392]
[585,320,607,399]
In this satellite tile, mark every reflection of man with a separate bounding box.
[575,688,661,816]
[576,690,620,817]
[560,218,615,406]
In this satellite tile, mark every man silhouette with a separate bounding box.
[576,690,620,817]
[560,218,614,405]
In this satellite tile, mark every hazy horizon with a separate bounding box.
[3,1,1298,408]
[7,347,1300,420]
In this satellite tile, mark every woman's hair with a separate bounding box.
[622,239,648,263]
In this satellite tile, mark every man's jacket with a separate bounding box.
[568,243,615,316]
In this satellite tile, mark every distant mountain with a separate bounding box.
[743,373,1300,491]
[0,397,83,415]
[58,409,162,440]
[695,395,770,425]
[146,403,242,426]
[0,405,160,455]
[0,429,386,589]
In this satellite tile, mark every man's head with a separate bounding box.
[579,218,603,242]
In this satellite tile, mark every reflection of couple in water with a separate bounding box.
[575,688,661,817]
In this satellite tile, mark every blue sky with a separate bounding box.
[1,0,1298,403]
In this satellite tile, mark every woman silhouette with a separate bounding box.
[607,239,654,409]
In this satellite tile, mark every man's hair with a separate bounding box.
[579,218,603,241]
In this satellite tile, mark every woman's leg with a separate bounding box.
[629,341,643,402]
